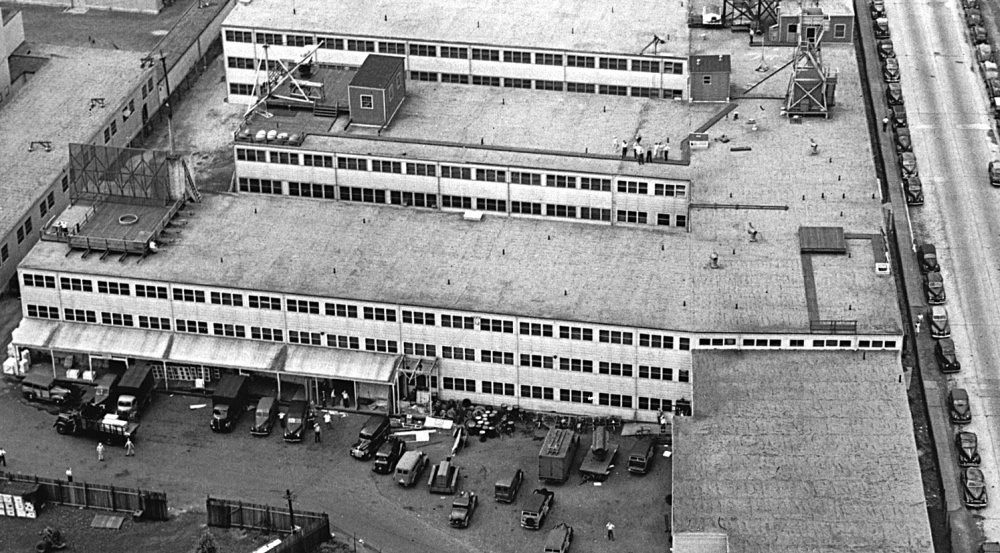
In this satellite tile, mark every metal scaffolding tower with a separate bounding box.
[785,10,838,117]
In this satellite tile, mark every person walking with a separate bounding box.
[66,468,73,483]
[663,143,671,161]
[606,521,616,540]
[96,442,105,462]
[645,146,652,163]
[342,390,351,409]
[125,438,135,457]
[620,139,628,159]
[313,422,322,443]
[0,447,6,467]
[324,411,333,430]
[637,145,646,165]
[652,142,661,161]
[882,116,889,131]
[611,135,619,153]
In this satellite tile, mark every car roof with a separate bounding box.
[952,388,969,400]
[927,272,943,282]
[931,305,948,317]
[959,431,977,442]
[938,338,955,353]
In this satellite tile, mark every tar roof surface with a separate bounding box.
[250,80,713,179]
[0,44,147,237]
[224,0,690,56]
[672,350,933,553]
[24,193,898,333]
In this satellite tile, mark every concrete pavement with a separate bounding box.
[881,0,1000,548]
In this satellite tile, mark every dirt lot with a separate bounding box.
[0,381,671,553]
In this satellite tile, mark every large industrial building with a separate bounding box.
[0,43,158,295]
[220,0,692,103]
[11,0,902,423]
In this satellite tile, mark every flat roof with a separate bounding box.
[224,0,690,57]
[350,54,402,89]
[0,44,148,238]
[778,0,854,16]
[22,193,899,333]
[672,350,933,553]
[248,80,713,179]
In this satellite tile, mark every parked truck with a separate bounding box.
[538,429,579,483]
[116,365,155,421]
[55,402,138,445]
[210,374,250,433]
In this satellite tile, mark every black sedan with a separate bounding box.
[924,271,946,304]
[962,467,988,508]
[935,338,960,373]
[886,83,904,106]
[878,39,896,59]
[949,389,972,424]
[894,127,911,152]
[883,58,901,83]
[956,432,981,467]
[917,243,940,273]
[904,176,923,206]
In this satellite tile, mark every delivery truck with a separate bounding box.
[55,402,138,445]
[210,374,249,433]
[116,365,155,421]
[538,429,579,483]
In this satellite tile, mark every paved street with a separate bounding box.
[888,0,1000,543]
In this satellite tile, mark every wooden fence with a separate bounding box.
[0,472,169,521]
[206,496,331,553]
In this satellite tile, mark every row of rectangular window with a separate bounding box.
[223,31,684,72]
[404,72,684,97]
[423,380,687,411]
[237,148,686,196]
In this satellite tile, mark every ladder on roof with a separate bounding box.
[181,157,203,203]
[545,430,566,455]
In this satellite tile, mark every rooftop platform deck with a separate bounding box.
[0,44,148,238]
[224,0,691,57]
[24,192,899,334]
[673,350,932,552]
[242,78,720,179]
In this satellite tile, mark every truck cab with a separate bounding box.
[373,438,406,474]
[351,415,391,460]
[521,488,555,530]
[210,374,250,433]
[116,365,155,421]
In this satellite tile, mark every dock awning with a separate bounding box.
[10,319,60,349]
[165,334,285,371]
[47,322,173,359]
[283,346,399,383]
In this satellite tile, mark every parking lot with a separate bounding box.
[0,379,671,553]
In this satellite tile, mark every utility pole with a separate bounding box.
[284,489,296,533]
[159,50,175,154]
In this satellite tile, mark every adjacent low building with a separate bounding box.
[0,44,158,295]
[672,350,933,552]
